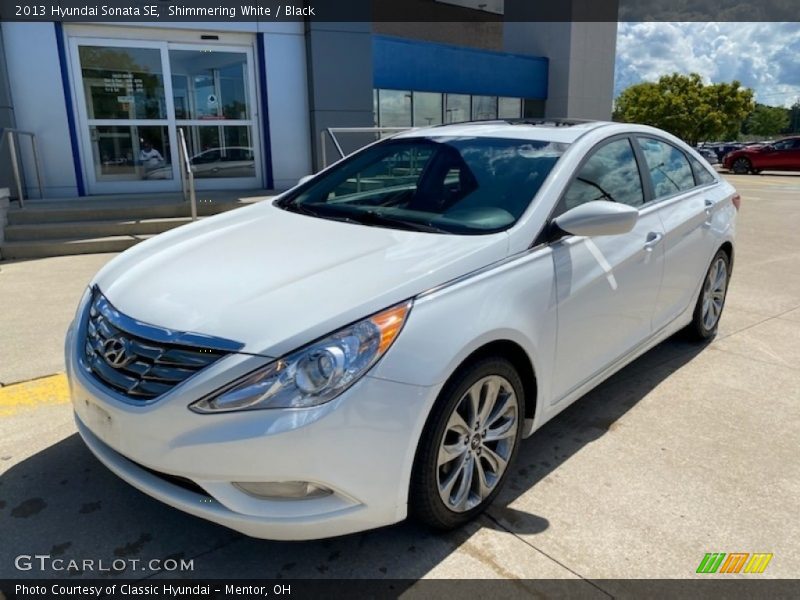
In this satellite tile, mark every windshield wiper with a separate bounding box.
[349,210,449,233]
[282,202,366,225]
[282,202,318,216]
[283,202,448,233]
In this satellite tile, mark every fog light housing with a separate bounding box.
[233,481,333,500]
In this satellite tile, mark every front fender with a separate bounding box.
[370,247,558,432]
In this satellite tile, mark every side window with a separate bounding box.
[688,155,716,186]
[638,137,696,199]
[560,138,644,213]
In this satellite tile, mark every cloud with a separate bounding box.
[615,22,800,107]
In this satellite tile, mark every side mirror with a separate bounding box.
[297,174,314,186]
[553,201,638,237]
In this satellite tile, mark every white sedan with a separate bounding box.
[66,120,739,539]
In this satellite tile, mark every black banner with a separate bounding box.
[2,579,800,600]
[0,0,799,22]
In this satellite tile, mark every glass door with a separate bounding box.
[70,37,261,195]
[168,45,259,188]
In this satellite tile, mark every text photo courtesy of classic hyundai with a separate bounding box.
[65,120,739,540]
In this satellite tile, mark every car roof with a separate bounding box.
[393,119,612,144]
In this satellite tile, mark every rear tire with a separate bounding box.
[409,356,524,530]
[684,249,730,341]
[731,157,751,175]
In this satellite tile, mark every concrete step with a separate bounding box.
[7,200,242,225]
[0,235,156,260]
[4,216,193,242]
[0,191,273,260]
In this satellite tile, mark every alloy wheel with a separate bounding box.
[702,256,728,330]
[732,158,750,174]
[436,375,518,512]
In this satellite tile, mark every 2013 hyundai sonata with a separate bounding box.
[67,120,739,540]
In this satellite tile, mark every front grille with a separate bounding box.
[82,290,235,402]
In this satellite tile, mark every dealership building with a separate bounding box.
[0,3,616,201]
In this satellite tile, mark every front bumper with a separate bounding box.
[67,324,438,540]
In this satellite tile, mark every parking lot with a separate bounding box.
[1,172,799,586]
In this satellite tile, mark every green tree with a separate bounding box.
[786,101,800,134]
[744,104,790,137]
[614,73,754,145]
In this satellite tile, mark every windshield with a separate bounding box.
[278,136,568,234]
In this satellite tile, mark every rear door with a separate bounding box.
[548,136,665,404]
[636,137,721,329]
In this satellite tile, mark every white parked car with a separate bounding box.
[66,120,739,540]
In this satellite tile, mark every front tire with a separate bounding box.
[685,250,730,341]
[410,357,524,530]
[731,157,752,174]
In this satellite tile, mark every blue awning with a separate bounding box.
[373,35,548,99]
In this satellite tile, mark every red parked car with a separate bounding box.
[722,137,800,174]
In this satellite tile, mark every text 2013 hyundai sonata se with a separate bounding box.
[67,120,739,540]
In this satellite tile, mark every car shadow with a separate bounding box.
[0,335,707,581]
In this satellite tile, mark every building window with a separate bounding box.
[170,50,249,120]
[445,93,471,124]
[412,91,443,126]
[378,89,412,127]
[498,97,523,119]
[373,89,531,127]
[79,46,166,120]
[523,99,546,119]
[472,96,498,120]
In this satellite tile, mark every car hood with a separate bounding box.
[93,202,509,356]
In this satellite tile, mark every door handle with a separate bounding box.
[703,199,714,227]
[643,231,663,251]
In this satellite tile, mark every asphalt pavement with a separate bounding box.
[1,172,799,585]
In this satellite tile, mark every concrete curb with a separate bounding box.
[0,372,69,416]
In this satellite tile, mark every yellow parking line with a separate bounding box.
[0,373,70,417]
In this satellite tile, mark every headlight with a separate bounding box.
[190,300,412,413]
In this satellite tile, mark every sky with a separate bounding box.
[614,23,800,107]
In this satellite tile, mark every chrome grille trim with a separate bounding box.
[89,291,243,352]
[79,288,243,404]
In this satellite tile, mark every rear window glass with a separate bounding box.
[689,155,716,185]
